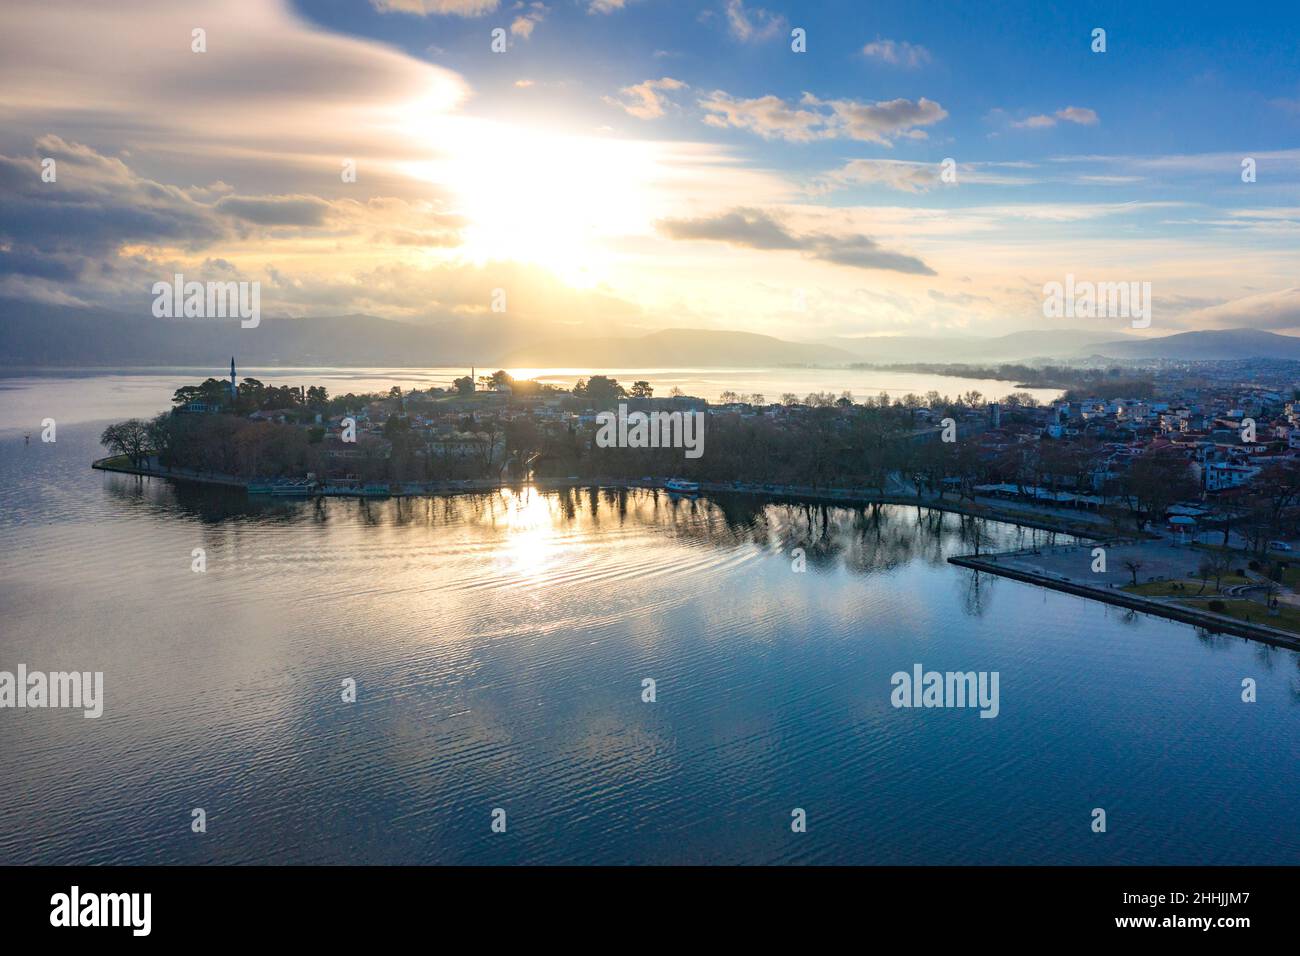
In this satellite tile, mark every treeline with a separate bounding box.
[863,362,1155,400]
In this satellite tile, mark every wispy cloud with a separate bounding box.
[861,39,932,68]
[1181,287,1300,330]
[510,3,547,39]
[372,0,499,15]
[700,90,947,145]
[656,207,935,274]
[604,77,687,119]
[1010,106,1099,129]
[812,159,942,194]
[724,0,785,43]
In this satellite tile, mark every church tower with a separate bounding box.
[230,357,237,405]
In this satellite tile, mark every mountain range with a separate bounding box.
[3,300,1300,368]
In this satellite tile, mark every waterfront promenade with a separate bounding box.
[950,541,1300,650]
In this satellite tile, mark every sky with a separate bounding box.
[1,0,1298,345]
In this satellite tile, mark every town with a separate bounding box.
[96,358,1300,547]
[91,356,1300,644]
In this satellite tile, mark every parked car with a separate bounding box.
[1268,541,1292,552]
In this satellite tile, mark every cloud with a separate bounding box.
[809,95,949,145]
[812,159,942,194]
[1056,106,1099,126]
[588,0,628,11]
[1011,106,1099,129]
[656,207,935,274]
[0,137,466,303]
[861,39,932,68]
[0,0,470,182]
[214,195,332,226]
[657,208,801,249]
[810,235,935,275]
[811,159,1040,195]
[1181,287,1300,330]
[724,0,785,42]
[371,0,499,15]
[699,91,947,144]
[510,3,547,38]
[604,77,687,119]
[699,92,830,142]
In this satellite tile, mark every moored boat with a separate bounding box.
[664,478,700,494]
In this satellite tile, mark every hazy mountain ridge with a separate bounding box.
[3,300,1299,367]
[1086,328,1300,361]
[500,328,858,367]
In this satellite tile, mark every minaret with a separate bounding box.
[230,357,237,404]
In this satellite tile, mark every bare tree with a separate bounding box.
[100,419,152,468]
[1122,558,1144,586]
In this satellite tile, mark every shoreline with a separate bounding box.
[92,455,1299,648]
[949,554,1300,650]
[91,456,1105,538]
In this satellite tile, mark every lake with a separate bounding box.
[0,365,1062,424]
[0,373,1296,864]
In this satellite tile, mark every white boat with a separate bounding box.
[664,478,700,494]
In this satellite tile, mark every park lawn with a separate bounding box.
[1123,575,1251,597]
[1177,598,1300,635]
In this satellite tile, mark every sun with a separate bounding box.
[400,115,661,287]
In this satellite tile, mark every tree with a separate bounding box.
[1120,449,1198,532]
[1204,549,1233,592]
[1195,558,1213,595]
[100,420,152,468]
[146,413,174,464]
[305,385,329,410]
[1122,558,1144,586]
[383,414,411,439]
[237,377,267,412]
[452,375,475,396]
[630,380,653,398]
[580,375,626,406]
[1259,459,1300,524]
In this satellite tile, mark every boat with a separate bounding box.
[248,478,315,496]
[664,478,701,494]
[271,479,316,496]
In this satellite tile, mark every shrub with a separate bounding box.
[1208,600,1226,613]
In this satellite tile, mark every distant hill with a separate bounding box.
[827,329,1123,364]
[6,298,1298,368]
[500,328,857,367]
[0,299,559,367]
[1084,328,1300,361]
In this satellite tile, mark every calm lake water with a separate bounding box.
[0,374,1297,865]
[0,364,1063,419]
